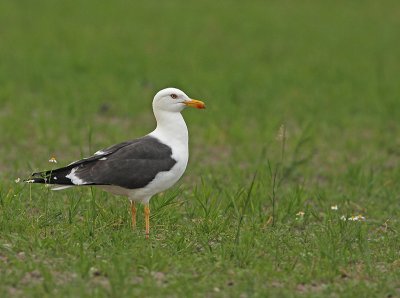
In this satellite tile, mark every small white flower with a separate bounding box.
[340,215,347,221]
[356,214,365,221]
[48,157,57,163]
[331,205,338,210]
[15,178,21,183]
[296,211,305,217]
[347,215,366,221]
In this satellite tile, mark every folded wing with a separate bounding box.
[29,136,177,189]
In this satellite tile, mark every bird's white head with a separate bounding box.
[152,87,205,113]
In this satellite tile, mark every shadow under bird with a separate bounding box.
[26,88,206,238]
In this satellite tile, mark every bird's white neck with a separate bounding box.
[150,109,188,146]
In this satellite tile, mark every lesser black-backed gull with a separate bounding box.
[26,88,205,237]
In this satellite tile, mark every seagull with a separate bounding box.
[26,88,205,238]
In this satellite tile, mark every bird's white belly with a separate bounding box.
[143,159,187,194]
[127,158,187,202]
[99,151,188,203]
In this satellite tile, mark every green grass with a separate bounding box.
[1,0,400,296]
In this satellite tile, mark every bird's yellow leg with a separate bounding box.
[144,203,150,239]
[130,201,136,229]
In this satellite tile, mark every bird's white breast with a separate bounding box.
[143,130,189,194]
[101,110,190,203]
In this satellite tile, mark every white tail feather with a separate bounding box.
[51,185,74,191]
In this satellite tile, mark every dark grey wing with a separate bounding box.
[30,138,140,184]
[30,136,177,189]
[71,136,177,188]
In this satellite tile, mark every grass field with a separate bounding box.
[1,0,400,297]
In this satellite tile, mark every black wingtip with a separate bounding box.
[24,171,46,183]
[23,177,46,184]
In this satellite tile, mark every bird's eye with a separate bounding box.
[170,94,178,99]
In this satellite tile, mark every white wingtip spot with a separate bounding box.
[65,168,86,185]
[99,157,107,160]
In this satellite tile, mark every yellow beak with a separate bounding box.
[184,99,206,109]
